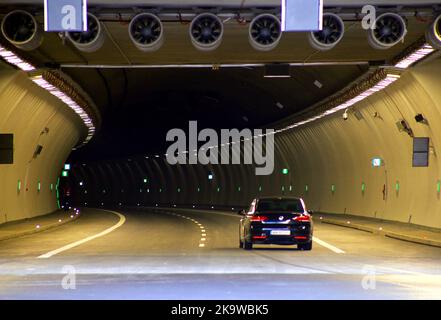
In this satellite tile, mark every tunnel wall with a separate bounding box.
[0,69,84,224]
[70,59,441,229]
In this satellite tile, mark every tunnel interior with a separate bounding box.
[0,1,441,300]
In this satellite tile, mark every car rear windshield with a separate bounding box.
[256,199,304,212]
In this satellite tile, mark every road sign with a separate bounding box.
[281,0,323,32]
[44,0,87,32]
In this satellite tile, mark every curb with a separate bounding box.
[319,217,441,248]
[0,212,81,243]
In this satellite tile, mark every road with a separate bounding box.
[0,207,440,299]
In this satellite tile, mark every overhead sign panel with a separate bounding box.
[44,0,87,32]
[281,0,323,32]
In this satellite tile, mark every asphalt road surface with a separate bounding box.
[0,207,440,299]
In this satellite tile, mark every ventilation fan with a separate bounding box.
[368,13,407,50]
[249,14,282,51]
[308,13,344,51]
[67,13,105,53]
[426,14,441,50]
[189,13,223,51]
[129,13,164,52]
[1,10,43,51]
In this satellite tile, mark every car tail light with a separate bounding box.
[293,214,311,222]
[253,235,267,239]
[294,236,308,240]
[251,215,268,222]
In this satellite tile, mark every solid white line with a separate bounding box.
[313,236,345,254]
[37,210,126,259]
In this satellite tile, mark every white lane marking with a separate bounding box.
[313,236,345,254]
[165,211,207,248]
[37,210,126,259]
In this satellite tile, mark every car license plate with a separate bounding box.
[270,230,291,236]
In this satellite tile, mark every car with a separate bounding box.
[238,197,313,250]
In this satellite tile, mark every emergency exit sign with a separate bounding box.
[281,0,323,31]
[44,0,87,32]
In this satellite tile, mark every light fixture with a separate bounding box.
[30,74,96,147]
[394,43,435,69]
[0,45,35,71]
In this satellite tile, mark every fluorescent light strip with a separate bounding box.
[0,46,35,71]
[394,43,435,69]
[31,75,95,146]
[156,74,400,159]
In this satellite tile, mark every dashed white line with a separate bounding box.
[165,211,207,249]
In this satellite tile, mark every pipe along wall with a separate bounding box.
[69,58,441,229]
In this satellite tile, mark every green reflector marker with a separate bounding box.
[197,187,200,192]
[331,184,335,192]
[281,186,285,192]
[177,188,181,193]
[217,187,220,192]
[437,180,441,193]
[143,178,148,183]
[289,185,293,192]
[305,185,309,192]
[238,186,241,192]
[282,168,289,175]
[395,181,400,191]
[159,188,162,193]
[61,170,68,177]
[361,182,366,192]
[50,183,53,191]
[17,180,21,192]
[37,181,41,192]
[258,186,262,192]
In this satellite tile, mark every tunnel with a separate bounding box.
[0,1,441,301]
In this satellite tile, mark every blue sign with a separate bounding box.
[282,0,323,32]
[44,0,87,32]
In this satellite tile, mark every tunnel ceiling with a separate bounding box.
[0,5,434,161]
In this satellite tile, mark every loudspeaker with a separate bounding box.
[33,144,43,159]
[415,113,425,123]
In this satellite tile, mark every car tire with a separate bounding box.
[239,239,244,248]
[244,240,253,250]
[298,241,312,251]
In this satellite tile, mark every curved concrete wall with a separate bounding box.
[70,58,441,229]
[0,69,84,223]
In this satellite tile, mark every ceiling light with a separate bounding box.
[30,74,96,147]
[0,45,35,71]
[394,43,435,69]
[314,80,323,88]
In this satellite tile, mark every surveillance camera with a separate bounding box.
[343,110,348,120]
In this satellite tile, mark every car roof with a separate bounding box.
[256,196,302,201]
